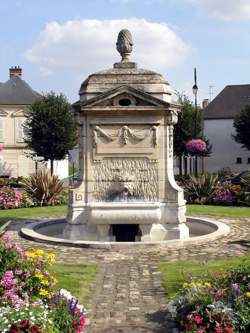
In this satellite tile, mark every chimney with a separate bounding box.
[202,98,209,109]
[9,66,22,79]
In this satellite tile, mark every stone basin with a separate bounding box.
[20,217,230,249]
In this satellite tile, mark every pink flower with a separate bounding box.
[186,139,207,154]
[232,283,240,291]
[1,232,10,241]
[25,271,31,279]
[194,315,202,324]
[215,327,223,333]
[15,269,23,275]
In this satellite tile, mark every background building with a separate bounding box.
[204,85,250,173]
[0,66,68,178]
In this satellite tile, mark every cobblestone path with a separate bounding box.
[6,217,250,332]
[88,262,175,332]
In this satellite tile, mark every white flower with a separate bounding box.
[60,288,73,300]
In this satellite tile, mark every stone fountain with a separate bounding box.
[66,29,189,242]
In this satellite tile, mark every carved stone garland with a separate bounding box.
[93,125,157,147]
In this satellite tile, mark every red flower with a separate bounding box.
[215,327,223,333]
[21,320,30,330]
[186,323,194,330]
[10,325,19,333]
[225,327,232,333]
[194,315,202,324]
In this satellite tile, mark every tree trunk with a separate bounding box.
[50,159,54,176]
[179,156,183,176]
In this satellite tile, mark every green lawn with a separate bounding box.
[160,253,250,297]
[187,204,250,218]
[0,205,67,223]
[0,204,249,227]
[53,263,97,306]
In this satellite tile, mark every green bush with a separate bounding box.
[184,174,218,204]
[21,169,64,206]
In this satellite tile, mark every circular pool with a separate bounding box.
[20,217,230,249]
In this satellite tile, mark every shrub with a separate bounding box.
[213,180,242,205]
[9,176,24,188]
[21,169,64,206]
[0,186,22,209]
[0,233,86,332]
[170,266,250,333]
[19,192,35,208]
[184,174,218,204]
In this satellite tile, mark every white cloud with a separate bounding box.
[25,18,189,76]
[189,0,250,20]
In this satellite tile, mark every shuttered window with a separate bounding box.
[16,118,25,143]
[0,119,4,142]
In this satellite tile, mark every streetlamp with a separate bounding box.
[192,67,198,175]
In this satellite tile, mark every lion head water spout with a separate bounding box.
[67,29,189,242]
[107,173,139,202]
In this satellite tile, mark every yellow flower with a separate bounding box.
[183,282,189,288]
[27,252,36,259]
[36,249,44,256]
[46,252,56,263]
[245,292,250,298]
[41,280,49,286]
[205,282,211,288]
[35,273,44,280]
[196,283,202,288]
[51,275,57,283]
[39,288,49,297]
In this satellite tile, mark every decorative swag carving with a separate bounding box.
[93,125,158,147]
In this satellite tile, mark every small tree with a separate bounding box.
[233,104,250,151]
[24,92,78,175]
[174,92,212,175]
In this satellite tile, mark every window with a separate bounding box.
[236,157,242,164]
[15,118,25,143]
[0,119,4,142]
[118,98,132,106]
[248,158,250,164]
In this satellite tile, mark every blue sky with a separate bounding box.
[1,0,250,103]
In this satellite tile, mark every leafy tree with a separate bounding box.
[174,92,211,175]
[24,92,78,175]
[233,104,250,151]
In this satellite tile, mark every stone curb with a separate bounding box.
[20,216,230,249]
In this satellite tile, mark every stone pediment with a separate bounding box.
[80,85,172,109]
[0,109,8,116]
[11,109,26,117]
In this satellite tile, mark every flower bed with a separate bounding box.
[0,185,68,209]
[0,233,86,332]
[170,266,250,332]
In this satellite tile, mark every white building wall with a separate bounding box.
[204,119,250,172]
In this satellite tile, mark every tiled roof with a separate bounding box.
[0,76,41,105]
[204,85,250,119]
